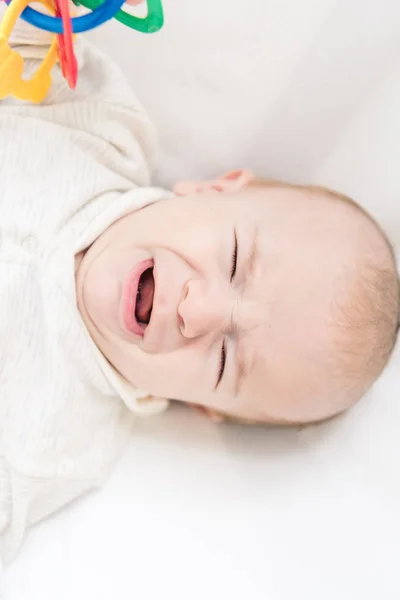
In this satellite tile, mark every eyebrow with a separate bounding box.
[232,228,259,397]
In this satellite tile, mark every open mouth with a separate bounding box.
[135,267,154,327]
[123,259,155,337]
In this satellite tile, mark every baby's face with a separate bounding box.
[76,174,368,423]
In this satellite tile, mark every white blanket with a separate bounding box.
[4,0,400,598]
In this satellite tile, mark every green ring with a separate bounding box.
[73,0,164,33]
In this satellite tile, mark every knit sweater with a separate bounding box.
[0,9,168,566]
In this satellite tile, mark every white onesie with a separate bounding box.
[0,13,168,566]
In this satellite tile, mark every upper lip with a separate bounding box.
[142,253,192,354]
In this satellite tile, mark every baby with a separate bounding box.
[0,4,399,566]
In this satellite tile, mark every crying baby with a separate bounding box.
[0,4,398,566]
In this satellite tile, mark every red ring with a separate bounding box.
[55,0,77,89]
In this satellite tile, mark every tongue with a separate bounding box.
[136,268,154,324]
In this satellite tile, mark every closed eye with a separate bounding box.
[230,229,238,281]
[215,340,226,389]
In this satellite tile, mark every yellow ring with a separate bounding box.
[0,0,58,103]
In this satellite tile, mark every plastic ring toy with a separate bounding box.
[0,0,58,102]
[5,0,126,33]
[55,0,77,88]
[74,0,163,33]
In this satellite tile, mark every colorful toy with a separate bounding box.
[0,0,58,102]
[55,0,77,88]
[0,0,163,101]
[74,0,163,33]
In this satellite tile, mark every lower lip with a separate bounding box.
[122,259,153,336]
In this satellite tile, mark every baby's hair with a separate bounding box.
[251,177,400,407]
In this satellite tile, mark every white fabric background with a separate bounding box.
[3,0,400,598]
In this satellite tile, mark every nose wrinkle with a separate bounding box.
[177,310,185,336]
[181,280,190,306]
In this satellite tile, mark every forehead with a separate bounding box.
[237,184,362,233]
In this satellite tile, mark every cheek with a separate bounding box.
[82,257,116,323]
[120,347,210,402]
[123,201,221,262]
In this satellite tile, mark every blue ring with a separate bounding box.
[6,0,125,33]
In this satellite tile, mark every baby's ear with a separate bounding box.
[173,169,254,196]
[219,169,254,190]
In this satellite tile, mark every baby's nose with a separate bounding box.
[178,279,228,339]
